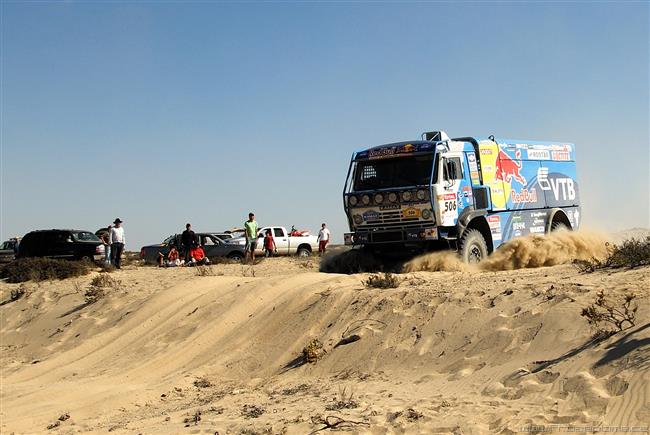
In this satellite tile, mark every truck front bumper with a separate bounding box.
[344,227,439,246]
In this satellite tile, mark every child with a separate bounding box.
[264,229,276,257]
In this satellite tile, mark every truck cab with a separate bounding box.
[343,130,580,262]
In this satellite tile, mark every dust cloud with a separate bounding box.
[404,230,610,273]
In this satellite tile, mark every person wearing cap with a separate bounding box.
[110,218,126,268]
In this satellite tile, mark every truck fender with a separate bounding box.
[457,208,494,254]
[546,208,571,233]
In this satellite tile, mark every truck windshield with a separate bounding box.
[353,154,434,191]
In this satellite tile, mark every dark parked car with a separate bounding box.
[0,238,20,263]
[17,229,105,262]
[140,233,244,264]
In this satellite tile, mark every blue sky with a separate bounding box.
[1,1,648,249]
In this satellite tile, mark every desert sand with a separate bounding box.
[1,231,649,434]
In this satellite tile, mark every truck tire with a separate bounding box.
[551,221,570,232]
[297,247,311,257]
[459,229,488,264]
[227,252,244,262]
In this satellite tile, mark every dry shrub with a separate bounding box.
[194,265,214,276]
[581,290,637,334]
[0,258,91,283]
[85,273,120,304]
[326,386,359,410]
[193,377,212,388]
[364,272,400,289]
[575,237,650,272]
[303,339,326,363]
[241,404,265,419]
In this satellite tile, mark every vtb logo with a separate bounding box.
[537,168,576,201]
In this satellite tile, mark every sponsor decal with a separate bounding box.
[462,186,473,198]
[538,168,576,201]
[424,227,438,240]
[362,210,380,221]
[443,193,456,200]
[379,204,400,211]
[470,171,480,181]
[369,147,395,159]
[527,149,550,160]
[468,153,476,163]
[396,143,416,154]
[514,230,523,237]
[402,207,421,218]
[496,149,526,185]
[512,221,526,231]
[551,151,571,161]
[480,149,493,155]
[530,226,545,234]
[511,188,538,204]
[487,215,501,239]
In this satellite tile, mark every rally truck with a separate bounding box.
[343,130,580,262]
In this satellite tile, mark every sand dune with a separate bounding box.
[1,248,649,433]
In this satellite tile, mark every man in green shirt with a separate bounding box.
[244,212,259,262]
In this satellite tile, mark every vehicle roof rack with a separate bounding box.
[422,130,450,142]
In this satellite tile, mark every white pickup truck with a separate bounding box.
[226,226,319,257]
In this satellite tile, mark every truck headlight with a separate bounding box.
[348,195,358,206]
[388,192,398,203]
[353,214,363,225]
[422,209,432,220]
[374,193,384,204]
[416,189,427,201]
[401,191,412,201]
[361,195,371,205]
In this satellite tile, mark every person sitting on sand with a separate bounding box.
[166,246,182,267]
[264,229,276,257]
[188,245,210,266]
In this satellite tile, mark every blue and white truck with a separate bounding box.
[343,130,580,262]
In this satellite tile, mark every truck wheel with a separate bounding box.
[80,255,94,264]
[228,252,244,262]
[297,247,311,257]
[459,229,488,264]
[551,221,570,232]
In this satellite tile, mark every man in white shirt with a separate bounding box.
[110,218,126,268]
[317,223,331,256]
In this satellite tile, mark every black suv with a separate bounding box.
[17,230,105,262]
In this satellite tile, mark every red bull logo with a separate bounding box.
[495,149,526,185]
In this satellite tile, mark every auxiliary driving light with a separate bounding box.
[361,194,371,205]
[388,192,398,203]
[353,214,363,225]
[416,189,427,201]
[422,209,432,220]
[348,195,358,206]
[374,193,384,204]
[401,191,412,201]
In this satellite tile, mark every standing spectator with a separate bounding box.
[263,229,276,257]
[181,223,197,263]
[244,212,259,262]
[101,225,112,266]
[110,218,126,268]
[317,223,331,256]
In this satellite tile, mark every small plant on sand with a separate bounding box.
[364,272,400,289]
[241,404,265,418]
[193,377,212,388]
[194,265,214,276]
[9,285,27,302]
[581,290,637,335]
[326,386,359,410]
[84,273,120,304]
[303,339,326,363]
[574,237,650,272]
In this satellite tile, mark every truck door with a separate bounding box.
[273,227,290,254]
[433,153,464,226]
